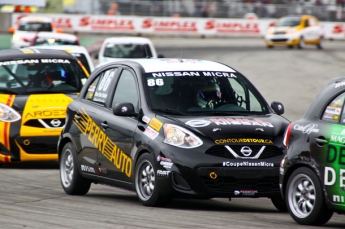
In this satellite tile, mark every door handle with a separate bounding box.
[314,138,328,144]
[101,122,108,129]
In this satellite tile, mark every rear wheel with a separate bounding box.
[316,39,323,50]
[135,153,172,207]
[60,142,91,195]
[286,167,333,225]
[271,195,288,212]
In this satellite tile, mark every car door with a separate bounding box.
[302,17,320,42]
[74,67,118,172]
[314,92,345,205]
[98,68,139,183]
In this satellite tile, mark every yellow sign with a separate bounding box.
[149,118,163,131]
[63,0,75,5]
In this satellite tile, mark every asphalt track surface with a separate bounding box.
[1,37,345,229]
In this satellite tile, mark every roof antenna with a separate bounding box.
[144,44,151,58]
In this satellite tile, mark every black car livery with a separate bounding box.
[280,76,345,225]
[58,58,290,210]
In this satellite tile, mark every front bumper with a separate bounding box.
[0,135,59,163]
[157,144,283,198]
[264,33,300,47]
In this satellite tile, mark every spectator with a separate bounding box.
[193,0,203,17]
[337,0,345,8]
[14,5,22,12]
[107,2,121,16]
[206,0,217,18]
[23,6,32,13]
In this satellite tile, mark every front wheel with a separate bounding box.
[60,142,91,195]
[135,153,172,207]
[286,167,333,225]
[297,37,305,49]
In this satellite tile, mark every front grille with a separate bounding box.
[24,118,65,128]
[274,31,286,35]
[16,136,59,154]
[205,145,282,159]
[202,176,279,193]
[271,38,288,42]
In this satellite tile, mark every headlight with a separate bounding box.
[12,34,21,41]
[0,103,21,122]
[163,124,203,148]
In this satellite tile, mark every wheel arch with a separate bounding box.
[282,163,324,199]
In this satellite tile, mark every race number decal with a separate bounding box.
[147,78,164,86]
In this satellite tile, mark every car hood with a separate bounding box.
[14,31,37,40]
[11,93,76,122]
[162,115,288,142]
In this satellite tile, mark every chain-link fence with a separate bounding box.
[63,0,345,22]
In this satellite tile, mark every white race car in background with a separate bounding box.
[8,16,62,49]
[97,36,164,66]
[28,45,95,75]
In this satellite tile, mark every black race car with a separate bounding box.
[280,76,345,225]
[58,58,290,210]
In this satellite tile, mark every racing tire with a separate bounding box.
[286,167,333,225]
[297,37,305,49]
[271,195,288,212]
[287,45,294,49]
[316,41,323,50]
[135,153,172,207]
[60,142,91,195]
[266,45,274,49]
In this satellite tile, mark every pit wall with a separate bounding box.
[4,13,345,40]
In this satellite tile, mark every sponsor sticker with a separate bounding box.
[234,190,258,196]
[215,138,273,144]
[149,117,163,131]
[142,115,151,124]
[143,126,159,140]
[157,170,171,177]
[185,119,211,128]
[160,161,173,169]
[223,161,274,167]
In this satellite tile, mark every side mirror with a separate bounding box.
[113,102,137,116]
[8,27,15,33]
[271,101,284,115]
[158,54,165,58]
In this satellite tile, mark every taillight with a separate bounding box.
[283,123,293,149]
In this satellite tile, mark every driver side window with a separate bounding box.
[112,70,139,112]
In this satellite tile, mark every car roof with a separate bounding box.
[35,32,78,40]
[103,36,153,44]
[19,16,52,23]
[0,48,75,60]
[115,58,236,73]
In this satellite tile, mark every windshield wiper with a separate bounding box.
[0,88,18,94]
[151,108,186,115]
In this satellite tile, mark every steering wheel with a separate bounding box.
[236,94,244,107]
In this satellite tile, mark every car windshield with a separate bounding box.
[144,71,269,115]
[275,17,301,27]
[18,22,53,32]
[33,38,78,46]
[0,58,88,95]
[103,43,153,58]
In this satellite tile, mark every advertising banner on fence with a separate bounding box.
[11,13,345,40]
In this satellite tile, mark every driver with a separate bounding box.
[196,81,222,109]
